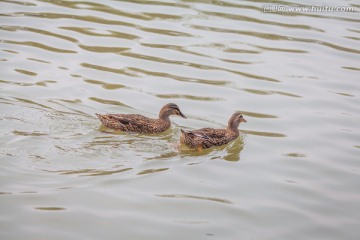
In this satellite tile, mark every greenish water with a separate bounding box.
[1,0,359,239]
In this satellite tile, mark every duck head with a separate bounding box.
[159,103,186,120]
[227,112,247,131]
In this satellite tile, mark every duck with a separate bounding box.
[180,112,247,149]
[96,103,186,133]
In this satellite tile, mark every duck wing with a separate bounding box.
[97,113,156,132]
[109,114,156,130]
[109,114,149,125]
[181,128,229,149]
[190,128,227,139]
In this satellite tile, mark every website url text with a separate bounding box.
[262,5,355,13]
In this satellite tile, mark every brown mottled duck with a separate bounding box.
[96,103,186,133]
[180,112,247,149]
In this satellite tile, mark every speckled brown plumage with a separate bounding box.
[96,103,186,134]
[180,112,247,149]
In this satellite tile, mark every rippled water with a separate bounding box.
[1,0,360,239]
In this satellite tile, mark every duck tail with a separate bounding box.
[95,114,105,124]
[181,129,195,137]
[181,129,189,135]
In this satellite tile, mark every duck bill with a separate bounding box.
[178,111,187,119]
[241,117,247,123]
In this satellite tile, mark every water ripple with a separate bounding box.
[2,40,77,53]
[60,26,140,40]
[156,194,233,204]
[7,12,136,27]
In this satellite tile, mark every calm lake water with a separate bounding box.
[1,0,359,239]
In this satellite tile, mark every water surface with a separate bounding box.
[1,0,360,239]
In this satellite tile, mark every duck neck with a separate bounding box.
[227,122,240,135]
[159,111,171,123]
